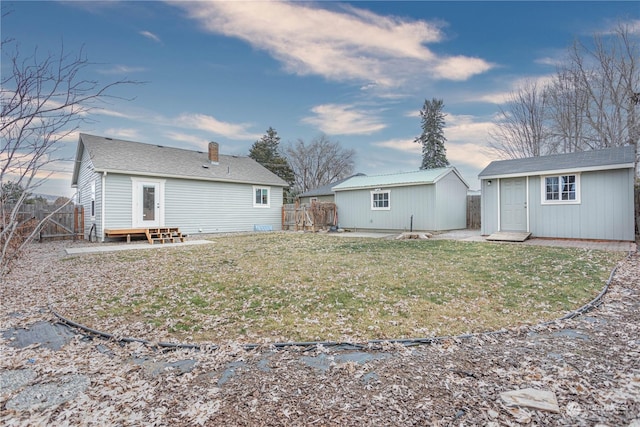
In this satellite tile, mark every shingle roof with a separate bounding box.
[73,134,288,187]
[297,173,366,198]
[479,145,635,179]
[332,167,468,191]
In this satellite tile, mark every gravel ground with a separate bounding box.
[0,241,639,426]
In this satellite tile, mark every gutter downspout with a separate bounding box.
[101,171,106,242]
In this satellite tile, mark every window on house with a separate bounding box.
[542,174,580,204]
[371,190,390,210]
[90,180,96,219]
[254,186,270,207]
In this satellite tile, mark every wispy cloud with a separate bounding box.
[140,30,162,43]
[169,1,493,88]
[174,113,262,140]
[103,128,143,141]
[302,104,386,135]
[373,114,497,169]
[97,65,146,75]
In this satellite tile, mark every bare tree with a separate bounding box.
[488,80,552,159]
[489,21,639,172]
[1,36,136,276]
[285,134,355,194]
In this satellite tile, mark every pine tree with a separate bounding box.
[249,127,295,199]
[414,98,450,169]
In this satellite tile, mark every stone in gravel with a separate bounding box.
[2,321,77,351]
[0,369,37,394]
[500,388,560,413]
[5,374,90,411]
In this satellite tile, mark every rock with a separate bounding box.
[5,374,90,411]
[500,388,560,413]
[2,321,77,351]
[0,369,37,394]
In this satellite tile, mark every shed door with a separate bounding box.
[500,178,527,231]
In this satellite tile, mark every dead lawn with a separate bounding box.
[53,232,622,344]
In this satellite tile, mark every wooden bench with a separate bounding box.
[104,227,184,244]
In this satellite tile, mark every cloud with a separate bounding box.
[373,114,497,170]
[139,30,161,43]
[302,104,386,135]
[103,128,143,141]
[169,1,493,87]
[96,65,146,75]
[165,131,208,149]
[174,113,262,140]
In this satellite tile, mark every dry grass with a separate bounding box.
[53,232,622,344]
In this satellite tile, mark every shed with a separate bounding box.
[297,173,365,206]
[71,133,288,241]
[332,167,469,232]
[478,146,635,241]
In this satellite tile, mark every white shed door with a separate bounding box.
[500,178,527,232]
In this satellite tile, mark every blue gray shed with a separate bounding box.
[71,134,288,241]
[332,167,468,232]
[478,146,636,241]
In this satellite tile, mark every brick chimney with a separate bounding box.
[208,141,219,164]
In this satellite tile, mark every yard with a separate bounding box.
[52,233,622,344]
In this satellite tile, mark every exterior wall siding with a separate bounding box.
[528,169,634,241]
[299,194,335,205]
[335,171,468,232]
[75,148,101,239]
[434,172,467,230]
[101,174,284,237]
[480,179,499,235]
[481,168,634,241]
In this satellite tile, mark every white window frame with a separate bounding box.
[90,180,96,219]
[371,189,390,210]
[253,186,270,208]
[541,173,580,205]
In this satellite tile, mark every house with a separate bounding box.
[297,173,365,206]
[478,145,636,241]
[332,167,469,232]
[71,133,288,241]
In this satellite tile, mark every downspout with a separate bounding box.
[101,171,106,242]
[526,176,530,232]
[496,179,501,232]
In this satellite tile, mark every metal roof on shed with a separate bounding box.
[332,167,467,191]
[478,145,635,179]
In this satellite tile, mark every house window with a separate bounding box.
[542,174,580,204]
[253,186,270,207]
[371,190,390,210]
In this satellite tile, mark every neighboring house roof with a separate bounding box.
[297,173,366,198]
[71,133,288,187]
[478,145,635,179]
[332,167,468,191]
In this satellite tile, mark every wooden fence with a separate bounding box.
[636,185,640,240]
[282,202,337,231]
[1,202,84,241]
[467,195,481,229]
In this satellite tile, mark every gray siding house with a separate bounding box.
[71,133,288,241]
[333,168,468,232]
[478,146,635,241]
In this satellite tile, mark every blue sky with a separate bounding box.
[3,1,638,197]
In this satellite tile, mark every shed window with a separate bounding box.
[542,174,580,204]
[371,190,390,210]
[253,186,270,208]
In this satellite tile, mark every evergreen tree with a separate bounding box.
[414,98,450,169]
[249,127,295,199]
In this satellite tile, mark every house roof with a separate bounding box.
[297,173,366,198]
[72,133,288,187]
[478,145,635,179]
[332,167,468,191]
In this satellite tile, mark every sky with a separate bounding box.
[2,1,639,197]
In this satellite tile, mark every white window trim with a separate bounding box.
[253,186,271,208]
[540,173,581,205]
[90,180,96,220]
[371,189,391,211]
